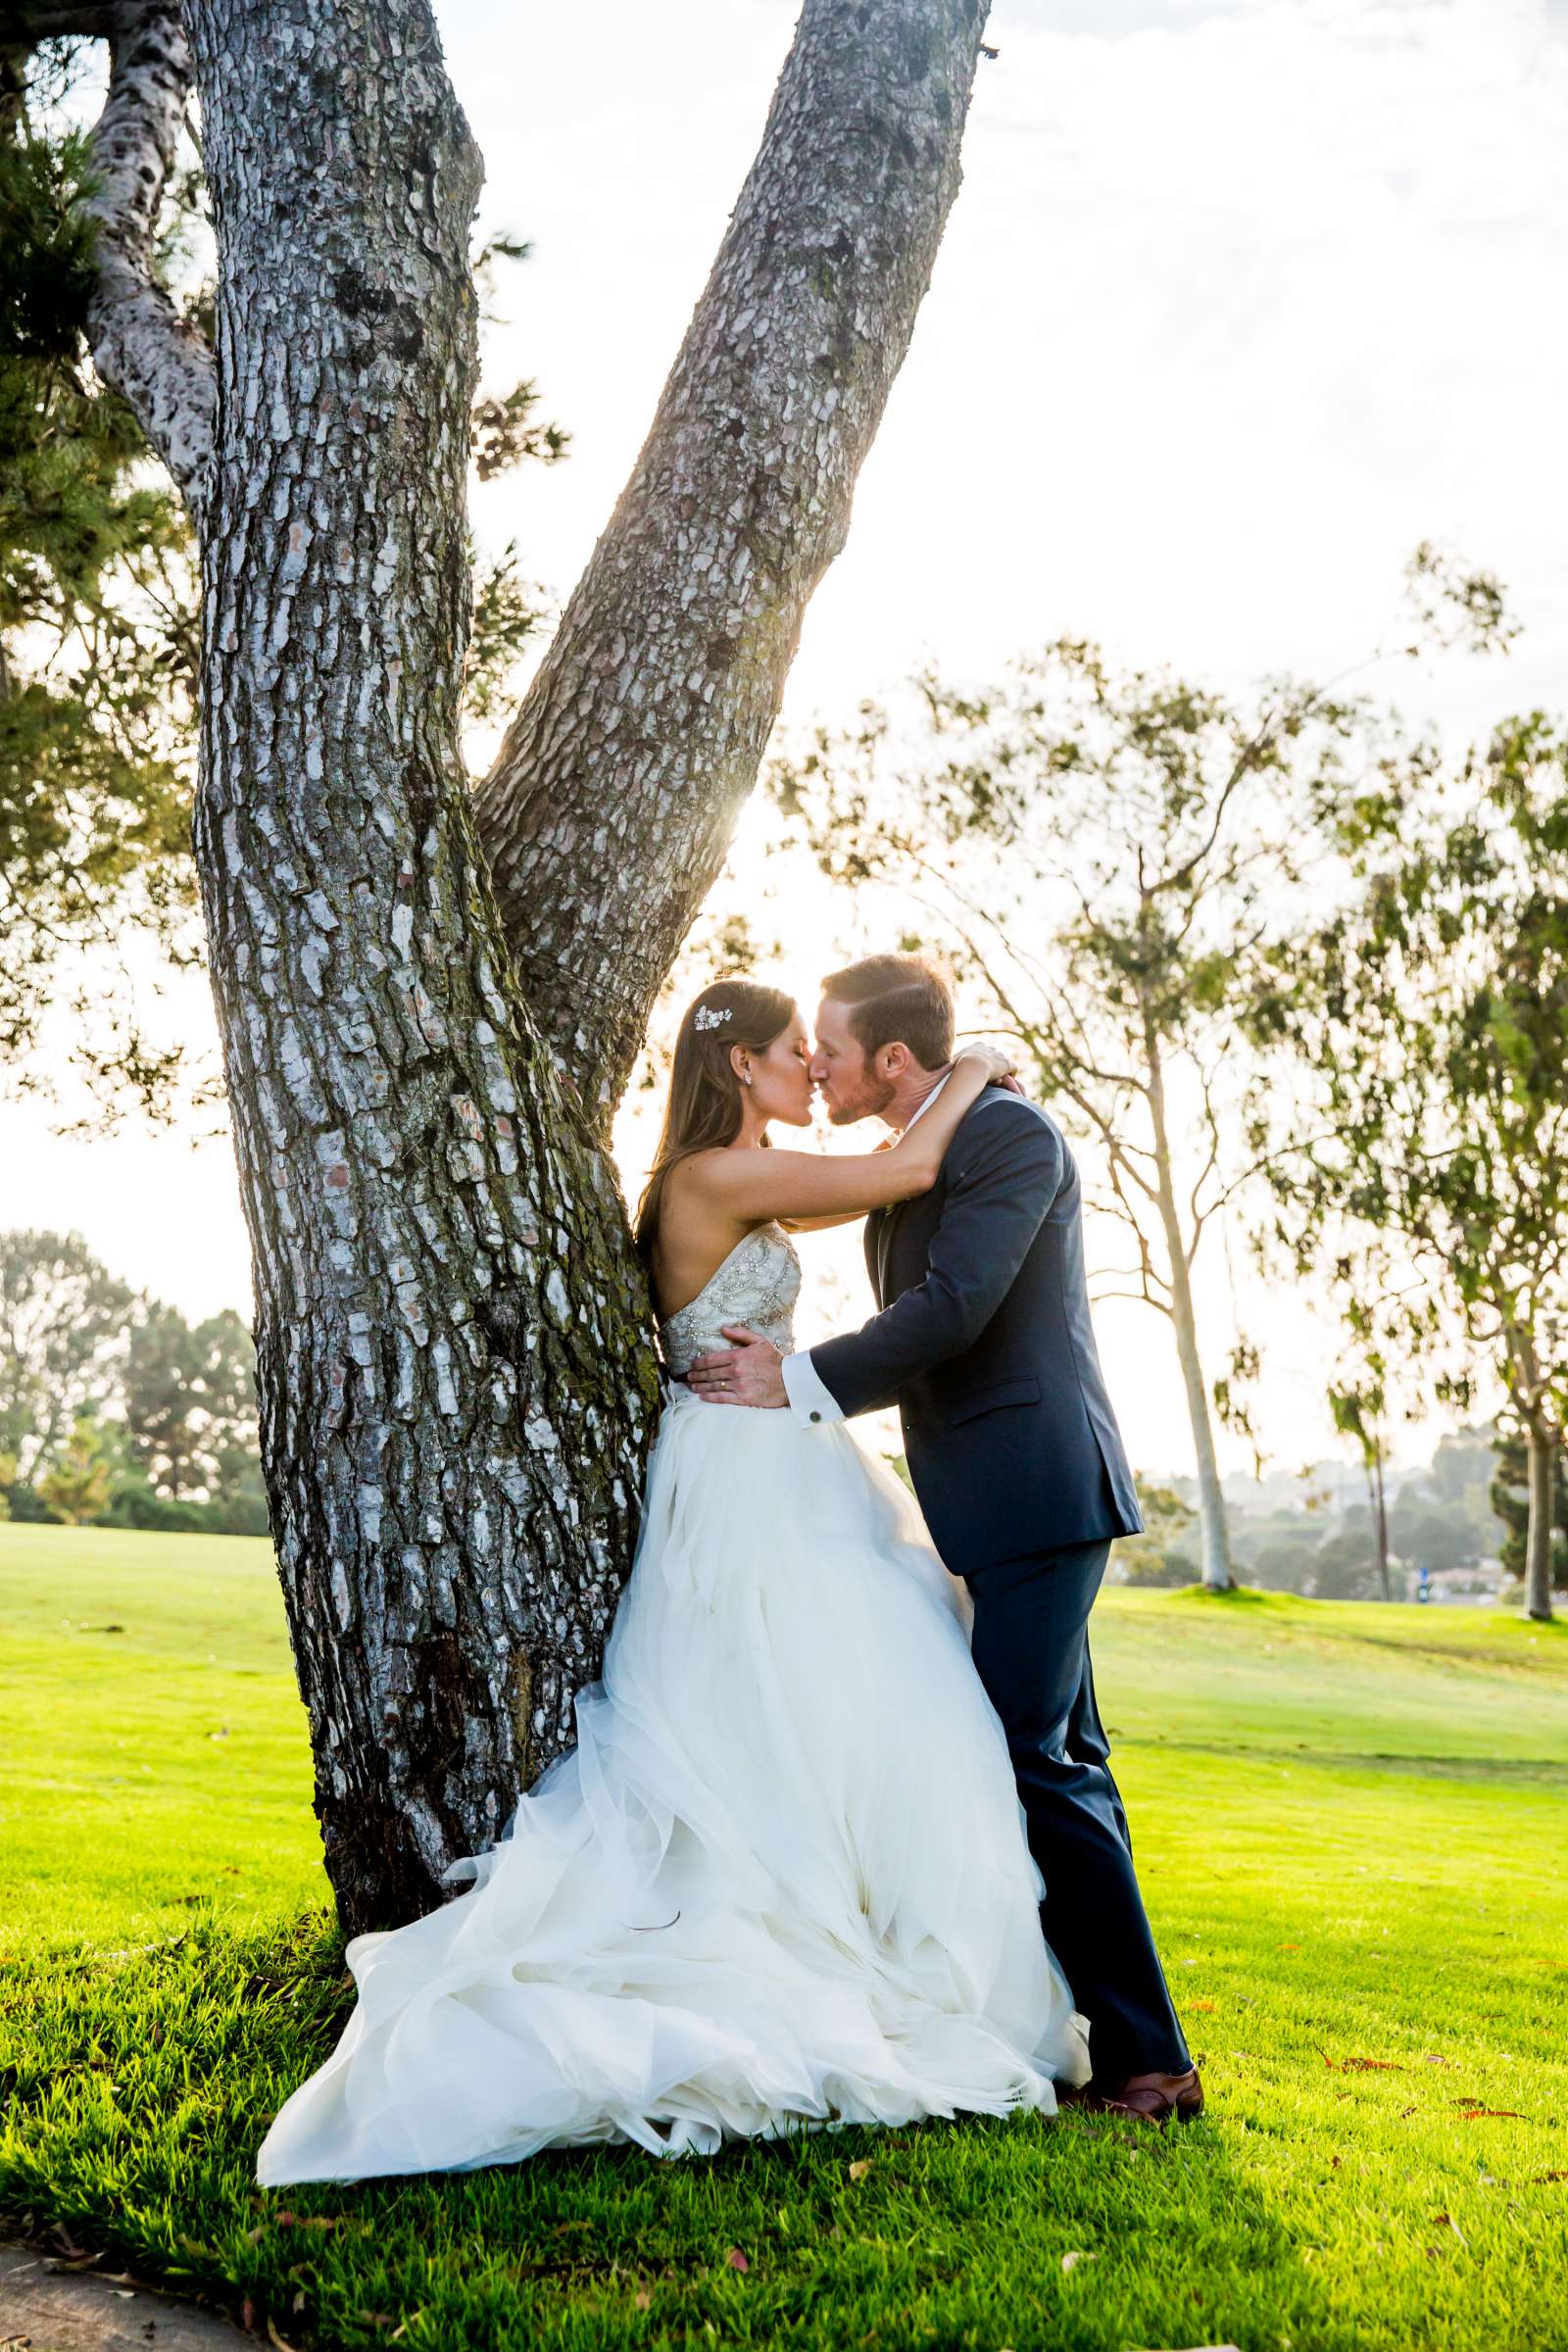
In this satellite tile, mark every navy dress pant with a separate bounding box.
[965,1539,1191,2086]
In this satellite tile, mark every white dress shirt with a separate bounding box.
[780,1070,956,1429]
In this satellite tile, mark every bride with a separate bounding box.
[257,978,1090,2184]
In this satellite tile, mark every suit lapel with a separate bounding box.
[864,1208,885,1307]
[875,1198,906,1301]
[868,1090,983,1308]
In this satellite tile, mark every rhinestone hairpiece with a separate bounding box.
[694,1004,732,1032]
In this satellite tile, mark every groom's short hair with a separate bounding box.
[820,953,956,1072]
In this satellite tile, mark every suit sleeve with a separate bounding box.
[808,1103,1061,1420]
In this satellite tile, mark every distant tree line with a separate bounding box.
[0,1229,266,1535]
[1114,1428,1513,1602]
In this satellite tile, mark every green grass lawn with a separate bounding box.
[3,1522,1567,2352]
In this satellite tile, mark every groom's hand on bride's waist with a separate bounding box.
[687,1326,788,1408]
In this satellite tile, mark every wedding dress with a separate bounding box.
[256,1223,1090,2183]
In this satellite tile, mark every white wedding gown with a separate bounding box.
[256,1224,1090,2183]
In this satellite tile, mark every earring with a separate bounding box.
[741,1071,753,1086]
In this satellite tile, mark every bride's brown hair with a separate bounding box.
[635,977,798,1253]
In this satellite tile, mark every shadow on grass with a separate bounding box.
[0,1907,1332,2352]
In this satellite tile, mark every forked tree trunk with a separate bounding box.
[69,0,995,1930]
[477,0,996,1118]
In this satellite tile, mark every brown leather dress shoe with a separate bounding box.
[1063,2066,1204,2123]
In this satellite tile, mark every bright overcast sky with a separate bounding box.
[3,0,1565,1484]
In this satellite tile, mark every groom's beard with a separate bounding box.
[827,1076,897,1126]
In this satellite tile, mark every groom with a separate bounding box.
[688,953,1200,2122]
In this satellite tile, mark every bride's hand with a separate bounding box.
[955,1040,1018,1088]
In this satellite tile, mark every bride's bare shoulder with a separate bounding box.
[656,1156,745,1266]
[661,1150,735,1216]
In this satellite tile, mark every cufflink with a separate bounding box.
[809,1411,822,1424]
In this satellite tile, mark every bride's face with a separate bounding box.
[742,1013,814,1128]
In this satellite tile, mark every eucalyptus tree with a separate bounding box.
[1253,715,1568,1622]
[771,639,1370,1590]
[23,0,998,1930]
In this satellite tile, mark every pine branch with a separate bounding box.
[81,0,215,526]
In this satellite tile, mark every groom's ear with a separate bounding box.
[876,1041,911,1083]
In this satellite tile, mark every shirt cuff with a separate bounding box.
[781,1349,844,1429]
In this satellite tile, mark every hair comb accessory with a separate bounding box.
[694,1004,732,1032]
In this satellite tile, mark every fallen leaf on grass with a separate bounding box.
[1277,1942,1301,1952]
[1061,2249,1098,2275]
[726,2248,750,2274]
[633,2289,653,2310]
[274,2211,341,2231]
[1319,2052,1402,2072]
[1452,2101,1524,2119]
[848,2159,872,2181]
[242,2298,257,2333]
[1531,2171,1568,2183]
[267,2321,299,2352]
[1422,2054,1458,2068]
[1188,1999,1217,2013]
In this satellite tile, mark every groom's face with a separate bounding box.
[810,997,898,1127]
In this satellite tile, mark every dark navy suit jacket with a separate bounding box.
[808,1087,1143,1576]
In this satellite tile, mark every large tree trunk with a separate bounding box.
[1146,1026,1235,1591]
[182,0,656,1932]
[1524,1419,1556,1623]
[68,0,995,1931]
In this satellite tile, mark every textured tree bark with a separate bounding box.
[71,0,992,1932]
[477,0,995,1122]
[182,0,656,1932]
[81,0,216,525]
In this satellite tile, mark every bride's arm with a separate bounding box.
[780,1141,895,1233]
[687,1046,1013,1227]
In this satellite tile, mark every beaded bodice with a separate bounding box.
[660,1222,802,1377]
